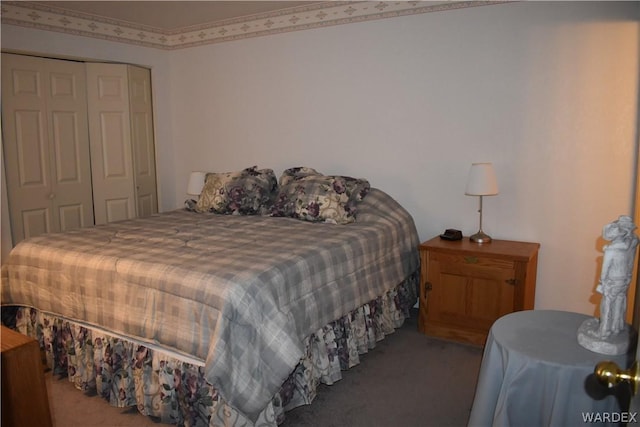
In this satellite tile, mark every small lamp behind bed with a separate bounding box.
[185,171,206,210]
[187,171,206,197]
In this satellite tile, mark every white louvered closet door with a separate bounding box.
[2,53,94,242]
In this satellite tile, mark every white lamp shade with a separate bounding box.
[465,163,499,196]
[186,171,206,196]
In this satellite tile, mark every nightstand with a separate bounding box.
[418,236,540,346]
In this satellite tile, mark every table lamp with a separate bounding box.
[187,171,205,197]
[465,162,498,243]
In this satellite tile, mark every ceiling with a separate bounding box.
[2,1,500,49]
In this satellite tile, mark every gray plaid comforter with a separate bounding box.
[1,188,419,421]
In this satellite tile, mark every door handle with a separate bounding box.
[595,360,640,395]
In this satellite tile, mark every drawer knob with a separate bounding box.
[464,256,478,264]
[505,278,517,286]
[424,282,433,292]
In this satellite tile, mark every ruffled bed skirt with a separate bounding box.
[2,271,418,427]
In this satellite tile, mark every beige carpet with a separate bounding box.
[45,314,483,427]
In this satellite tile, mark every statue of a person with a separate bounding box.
[596,215,639,338]
[577,215,639,355]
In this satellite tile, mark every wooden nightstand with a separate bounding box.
[418,236,540,346]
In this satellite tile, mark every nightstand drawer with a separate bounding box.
[429,251,515,270]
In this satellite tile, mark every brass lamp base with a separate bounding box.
[470,230,492,244]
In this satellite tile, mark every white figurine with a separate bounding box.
[596,216,639,337]
[578,215,639,355]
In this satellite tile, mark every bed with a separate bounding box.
[1,167,420,426]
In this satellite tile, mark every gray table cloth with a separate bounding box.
[468,310,632,427]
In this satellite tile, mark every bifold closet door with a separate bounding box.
[86,63,136,224]
[2,53,94,243]
[86,63,158,224]
[128,65,158,218]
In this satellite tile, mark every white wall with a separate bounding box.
[1,1,639,316]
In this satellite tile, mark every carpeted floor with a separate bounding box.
[46,312,484,426]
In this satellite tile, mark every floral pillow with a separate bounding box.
[195,166,277,215]
[271,168,370,224]
[279,166,322,186]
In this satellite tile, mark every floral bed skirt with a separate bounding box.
[3,271,417,427]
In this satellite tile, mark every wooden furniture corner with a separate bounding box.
[1,326,53,427]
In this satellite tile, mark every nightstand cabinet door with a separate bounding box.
[418,237,539,346]
[427,252,515,335]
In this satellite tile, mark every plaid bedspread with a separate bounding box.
[1,188,419,421]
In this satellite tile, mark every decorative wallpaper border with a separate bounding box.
[1,1,505,50]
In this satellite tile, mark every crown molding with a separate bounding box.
[1,1,505,50]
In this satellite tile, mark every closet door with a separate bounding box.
[87,63,158,224]
[128,65,158,217]
[2,53,94,242]
[86,63,136,224]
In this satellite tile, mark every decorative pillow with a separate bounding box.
[279,166,321,186]
[271,168,370,224]
[195,166,277,215]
